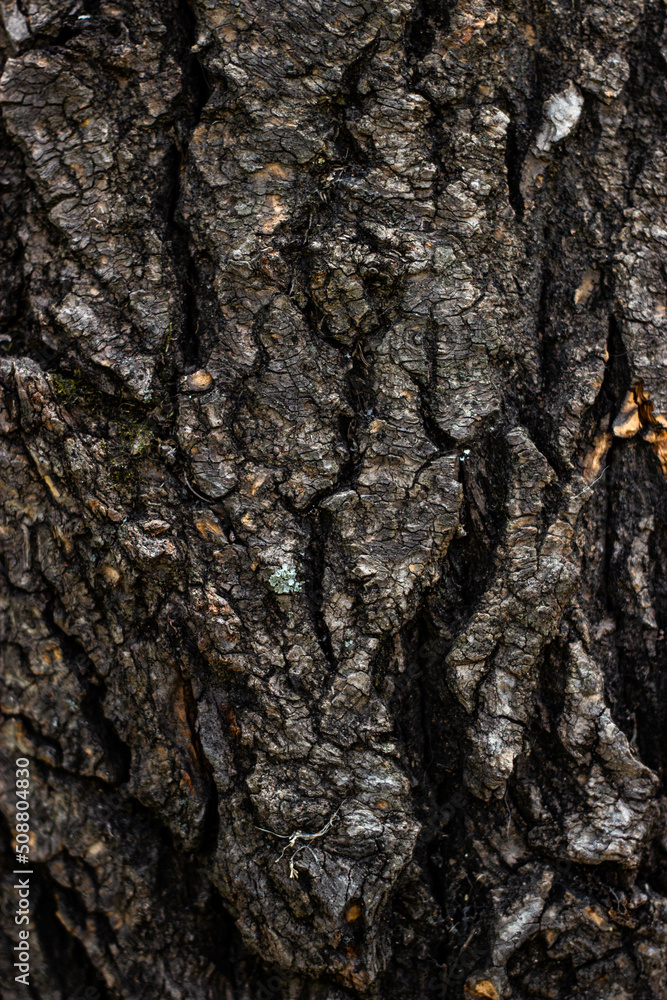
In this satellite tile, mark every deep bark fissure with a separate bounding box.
[42,602,132,785]
[32,874,112,1000]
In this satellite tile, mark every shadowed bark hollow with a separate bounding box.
[1,0,667,998]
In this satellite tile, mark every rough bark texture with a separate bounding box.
[1,1,667,998]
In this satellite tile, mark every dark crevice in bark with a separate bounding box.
[77,678,131,784]
[205,678,261,784]
[52,874,118,965]
[44,21,86,49]
[177,0,212,110]
[325,40,383,168]
[598,314,632,424]
[621,2,667,207]
[42,602,132,785]
[176,660,219,845]
[39,758,174,851]
[32,873,111,1000]
[386,629,487,1000]
[380,432,511,997]
[411,94,457,205]
[536,634,569,729]
[602,440,641,726]
[346,345,376,428]
[43,842,244,998]
[518,660,647,898]
[168,197,201,378]
[302,511,336,670]
[573,310,628,501]
[0,119,31,357]
[442,431,509,619]
[639,822,667,899]
[516,263,570,481]
[646,523,667,786]
[596,318,659,771]
[504,115,524,221]
[535,262,554,396]
[408,331,459,457]
[497,14,543,222]
[161,603,249,772]
[8,0,100,51]
[290,278,376,481]
[507,932,576,998]
[404,0,456,62]
[508,866,654,996]
[163,1,211,379]
[603,438,667,790]
[340,36,381,108]
[420,415,459,469]
[196,885,280,999]
[31,755,216,915]
[181,255,202,370]
[437,817,494,1000]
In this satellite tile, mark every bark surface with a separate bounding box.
[1,1,667,998]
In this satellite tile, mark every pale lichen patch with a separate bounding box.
[268,562,303,594]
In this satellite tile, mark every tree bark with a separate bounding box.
[1,0,666,997]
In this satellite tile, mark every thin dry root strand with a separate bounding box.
[256,802,346,879]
